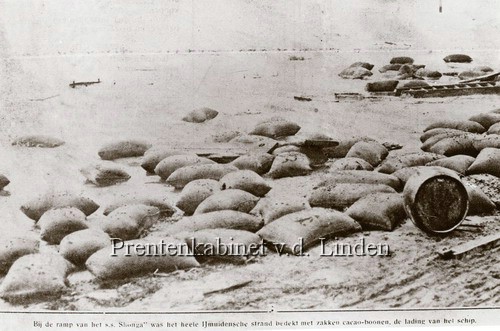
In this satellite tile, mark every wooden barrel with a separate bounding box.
[403,168,468,234]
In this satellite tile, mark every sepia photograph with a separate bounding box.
[0,0,499,329]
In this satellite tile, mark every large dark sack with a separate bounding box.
[376,152,444,174]
[176,179,220,216]
[59,229,111,266]
[167,210,264,235]
[423,120,486,134]
[231,153,275,175]
[443,54,473,63]
[257,208,361,255]
[458,71,483,80]
[101,204,160,240]
[390,56,414,65]
[267,152,311,179]
[98,140,151,160]
[21,192,99,221]
[346,193,406,231]
[80,164,130,186]
[194,189,259,215]
[249,118,301,138]
[426,155,476,175]
[466,148,500,177]
[250,197,310,225]
[140,147,185,173]
[184,229,262,264]
[86,237,200,281]
[309,183,396,210]
[472,135,500,151]
[0,237,39,274]
[220,170,271,197]
[365,80,399,92]
[11,135,64,148]
[338,67,373,79]
[346,141,388,167]
[182,107,218,123]
[0,253,74,302]
[420,131,469,151]
[103,198,176,217]
[154,154,215,180]
[323,136,375,158]
[428,134,478,157]
[329,157,374,171]
[398,64,414,76]
[420,128,466,143]
[415,69,442,79]
[378,64,401,73]
[469,113,500,129]
[166,164,238,189]
[400,80,429,89]
[0,174,9,190]
[464,183,496,216]
[317,170,401,191]
[349,62,374,70]
[38,207,89,245]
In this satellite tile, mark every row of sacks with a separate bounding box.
[308,171,404,230]
[3,168,495,303]
[0,192,102,302]
[96,117,339,187]
[324,134,498,197]
[378,65,493,82]
[20,191,177,242]
[175,170,272,216]
[424,109,500,134]
[365,64,495,93]
[0,194,192,302]
[309,167,495,217]
[139,118,323,186]
[3,167,495,300]
[322,136,445,174]
[323,136,390,170]
[339,56,421,80]
[0,234,201,302]
[151,153,310,190]
[0,205,364,302]
[420,145,500,179]
[419,111,500,178]
[316,134,497,216]
[339,57,427,81]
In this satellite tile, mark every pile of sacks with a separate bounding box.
[2,108,498,303]
[375,56,441,91]
[0,116,344,302]
[0,190,200,302]
[338,53,497,94]
[338,62,374,80]
[313,125,497,224]
[419,108,500,179]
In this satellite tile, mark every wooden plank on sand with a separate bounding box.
[438,233,500,260]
